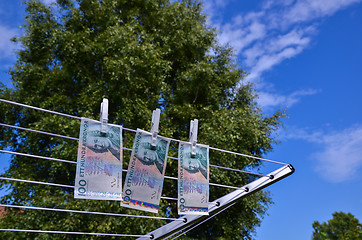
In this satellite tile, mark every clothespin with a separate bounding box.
[150,108,161,149]
[100,98,109,135]
[189,119,198,158]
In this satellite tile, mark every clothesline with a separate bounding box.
[0,98,287,166]
[0,176,245,221]
[0,149,241,190]
[0,98,291,239]
[0,140,267,178]
[0,204,184,222]
[0,229,149,238]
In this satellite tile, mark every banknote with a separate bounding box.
[121,129,170,213]
[74,118,123,200]
[178,142,209,215]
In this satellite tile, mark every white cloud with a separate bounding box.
[0,25,20,61]
[244,27,313,71]
[257,88,319,108]
[262,0,295,9]
[312,127,362,182]
[218,20,266,55]
[214,3,320,83]
[284,0,361,23]
[282,125,362,182]
[203,0,361,109]
[247,44,305,81]
[281,126,325,143]
[246,25,315,82]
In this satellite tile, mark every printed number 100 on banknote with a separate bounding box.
[178,142,209,215]
[74,118,123,200]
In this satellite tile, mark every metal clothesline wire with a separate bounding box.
[0,176,181,201]
[0,176,74,189]
[0,149,235,191]
[0,147,239,190]
[0,176,228,211]
[163,154,266,177]
[0,204,184,222]
[0,229,149,238]
[0,123,268,179]
[0,122,78,141]
[0,175,243,204]
[0,149,77,165]
[0,98,287,166]
[0,98,80,120]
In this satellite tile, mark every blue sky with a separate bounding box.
[202,0,362,239]
[1,0,362,239]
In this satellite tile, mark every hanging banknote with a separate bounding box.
[121,129,170,213]
[178,142,209,215]
[74,118,123,200]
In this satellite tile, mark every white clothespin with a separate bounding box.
[150,108,161,149]
[189,119,198,158]
[100,98,109,135]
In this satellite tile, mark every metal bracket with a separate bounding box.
[137,164,295,240]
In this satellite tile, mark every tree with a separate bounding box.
[312,212,362,240]
[0,0,284,239]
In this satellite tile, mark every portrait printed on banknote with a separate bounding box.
[85,125,121,160]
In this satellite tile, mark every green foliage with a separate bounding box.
[312,212,362,240]
[0,0,285,239]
